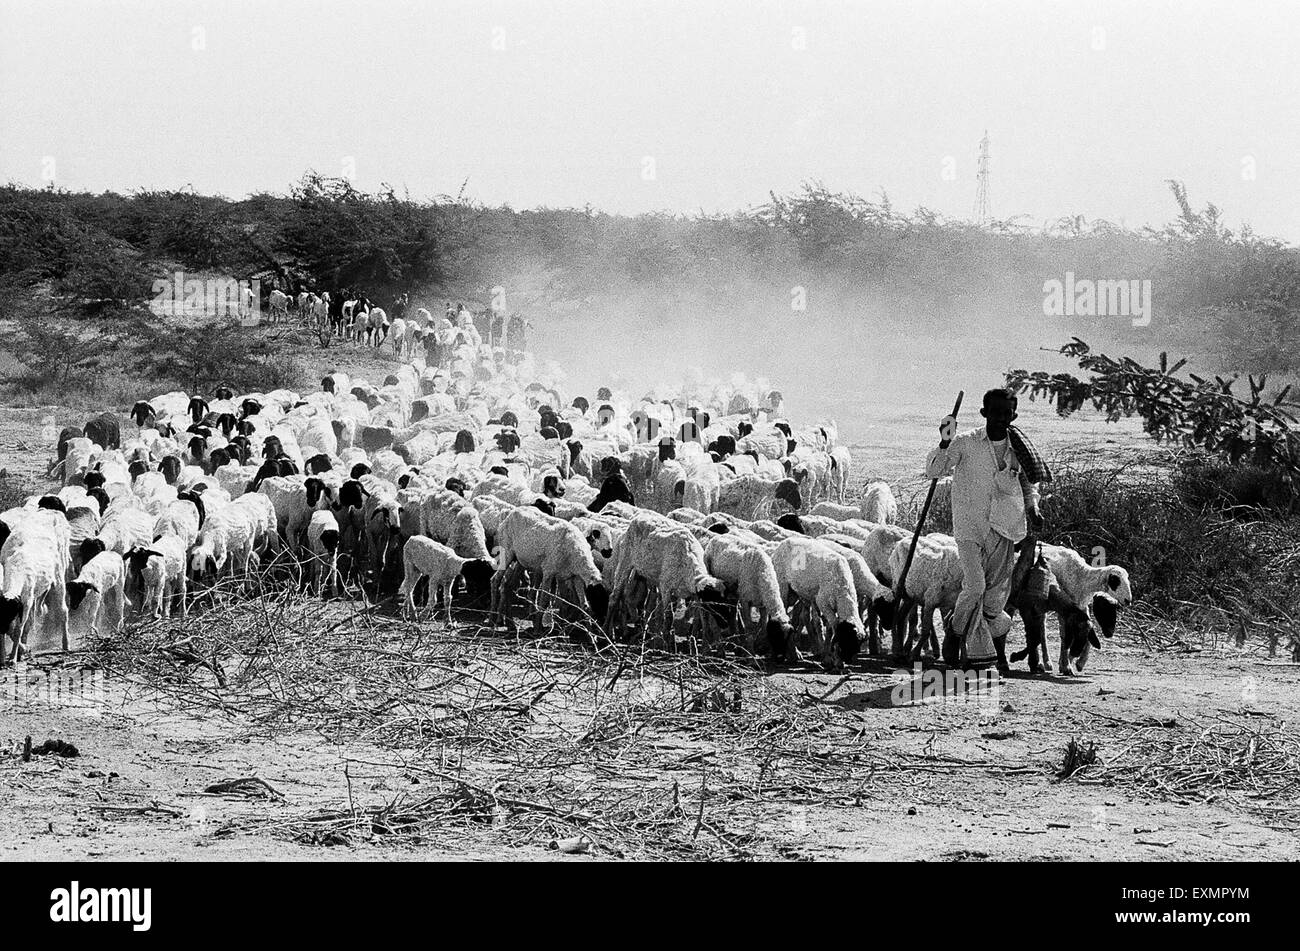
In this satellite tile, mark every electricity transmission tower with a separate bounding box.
[974,130,990,223]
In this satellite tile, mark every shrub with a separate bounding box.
[5,312,128,390]
[1039,449,1298,620]
[141,320,302,394]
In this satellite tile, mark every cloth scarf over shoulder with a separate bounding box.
[1007,425,1052,485]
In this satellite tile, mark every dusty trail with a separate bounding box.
[3,633,1294,861]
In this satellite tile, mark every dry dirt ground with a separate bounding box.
[2,621,1296,862]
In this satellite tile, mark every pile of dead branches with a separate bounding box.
[76,582,1040,858]
[1071,716,1300,828]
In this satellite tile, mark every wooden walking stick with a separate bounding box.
[889,391,964,656]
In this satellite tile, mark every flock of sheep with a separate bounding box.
[0,324,1133,676]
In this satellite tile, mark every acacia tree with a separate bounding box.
[1006,338,1300,483]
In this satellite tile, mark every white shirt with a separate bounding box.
[925,427,1040,543]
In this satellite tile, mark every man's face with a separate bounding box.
[982,397,1017,438]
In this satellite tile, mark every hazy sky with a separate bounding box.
[3,0,1298,240]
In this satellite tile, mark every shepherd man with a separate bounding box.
[924,387,1051,671]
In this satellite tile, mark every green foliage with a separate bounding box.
[3,177,1299,356]
[1029,449,1294,621]
[140,320,301,393]
[279,173,442,290]
[1007,339,1300,485]
[6,312,128,389]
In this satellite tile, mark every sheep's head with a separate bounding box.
[776,513,805,535]
[349,463,372,480]
[126,547,161,581]
[832,621,861,665]
[1103,566,1133,606]
[775,479,802,511]
[130,401,154,428]
[871,594,897,629]
[79,538,107,564]
[531,499,556,518]
[460,559,496,601]
[155,455,181,485]
[66,580,98,611]
[372,501,400,531]
[304,478,334,509]
[696,577,728,603]
[189,547,217,584]
[306,453,332,475]
[1091,593,1119,638]
[0,596,23,635]
[37,496,67,515]
[765,618,794,659]
[584,582,610,621]
[86,488,110,515]
[584,528,614,560]
[494,430,520,454]
[453,429,477,454]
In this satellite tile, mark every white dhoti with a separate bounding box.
[953,533,1015,666]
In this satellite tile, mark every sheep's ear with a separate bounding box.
[1087,629,1101,649]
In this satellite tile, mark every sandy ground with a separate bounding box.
[2,633,1295,862]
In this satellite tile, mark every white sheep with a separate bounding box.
[133,534,189,619]
[361,475,402,580]
[492,506,607,631]
[703,531,792,656]
[259,475,318,555]
[860,481,898,524]
[0,522,70,660]
[715,473,803,520]
[886,533,961,660]
[189,504,256,586]
[828,446,851,502]
[1038,543,1134,609]
[153,498,201,550]
[605,512,727,644]
[67,550,128,640]
[230,492,279,560]
[810,501,859,521]
[305,509,343,597]
[399,535,489,621]
[1024,543,1134,676]
[770,535,864,667]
